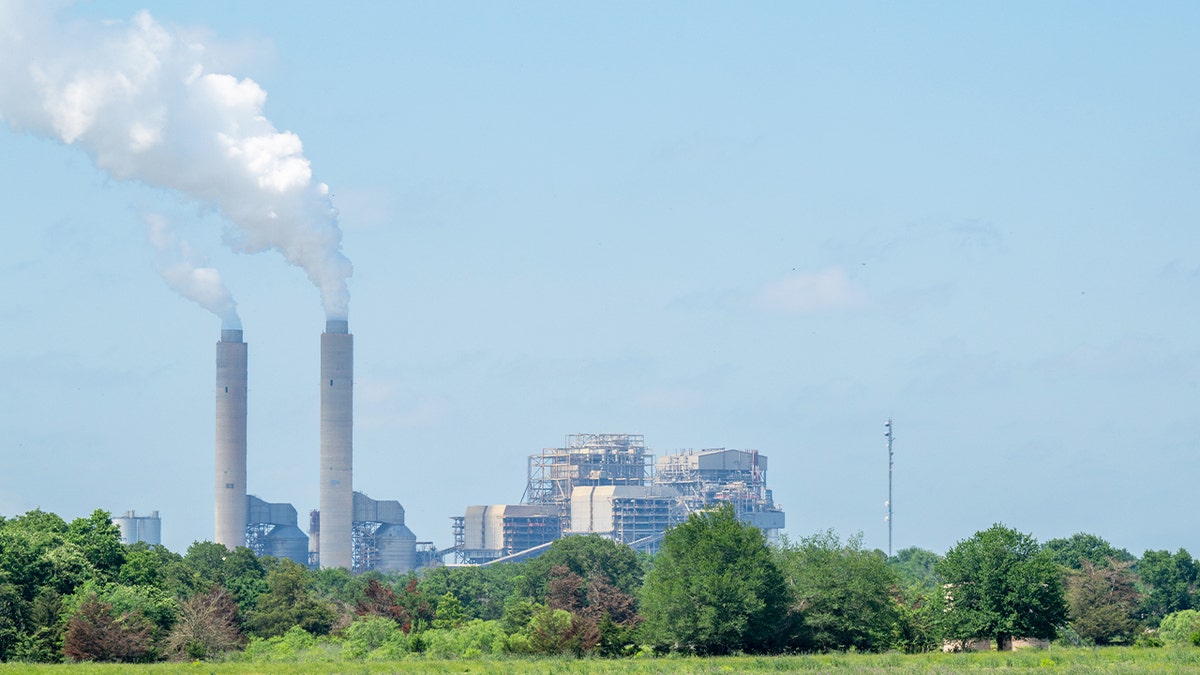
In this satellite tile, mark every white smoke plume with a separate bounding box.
[146,214,241,329]
[0,1,352,319]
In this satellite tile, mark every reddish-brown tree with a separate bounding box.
[62,594,152,663]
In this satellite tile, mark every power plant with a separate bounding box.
[206,328,783,572]
[206,320,424,573]
[448,433,785,565]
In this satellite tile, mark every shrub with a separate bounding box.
[342,616,409,660]
[423,619,508,658]
[1159,610,1200,645]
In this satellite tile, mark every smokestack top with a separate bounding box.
[325,319,349,335]
[220,329,244,343]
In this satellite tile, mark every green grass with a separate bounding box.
[3,648,1200,674]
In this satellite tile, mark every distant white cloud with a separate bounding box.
[757,266,867,313]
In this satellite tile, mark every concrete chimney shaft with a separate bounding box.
[319,320,353,568]
[215,329,248,548]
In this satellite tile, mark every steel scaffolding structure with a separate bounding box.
[654,448,785,540]
[452,506,561,565]
[244,522,275,558]
[524,433,651,506]
[609,495,676,545]
[352,520,382,573]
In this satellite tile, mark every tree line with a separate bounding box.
[0,505,1198,662]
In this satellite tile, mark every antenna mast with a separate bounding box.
[885,418,894,557]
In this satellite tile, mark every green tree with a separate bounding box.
[65,510,125,583]
[777,531,901,652]
[0,510,72,600]
[892,586,942,654]
[1043,533,1134,570]
[520,535,643,599]
[0,582,28,661]
[310,566,362,604]
[640,504,789,654]
[14,589,65,662]
[1138,549,1197,622]
[179,542,269,614]
[117,543,179,588]
[937,524,1067,650]
[419,565,519,621]
[890,547,943,591]
[244,560,335,638]
[432,592,466,630]
[1067,559,1139,644]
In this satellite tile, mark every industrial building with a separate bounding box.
[208,321,429,572]
[308,491,421,573]
[451,504,562,565]
[654,448,785,542]
[350,491,418,573]
[113,510,161,546]
[524,433,652,516]
[245,495,309,565]
[569,485,678,548]
[448,434,786,563]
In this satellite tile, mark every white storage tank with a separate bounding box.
[113,510,162,546]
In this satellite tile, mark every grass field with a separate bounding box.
[2,648,1200,675]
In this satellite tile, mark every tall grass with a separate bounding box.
[2,648,1200,674]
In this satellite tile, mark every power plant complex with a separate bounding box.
[203,326,784,573]
[448,433,785,565]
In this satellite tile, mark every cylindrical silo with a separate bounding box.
[376,523,417,573]
[215,329,248,549]
[319,319,353,568]
[265,525,311,566]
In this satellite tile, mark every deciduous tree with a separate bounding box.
[1044,533,1134,570]
[244,560,335,638]
[62,594,152,663]
[1067,559,1139,644]
[937,524,1067,650]
[777,531,901,652]
[890,547,943,590]
[1138,548,1198,622]
[640,504,789,654]
[164,587,244,660]
[520,535,643,600]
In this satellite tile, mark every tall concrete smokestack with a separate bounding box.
[319,319,353,568]
[215,329,248,548]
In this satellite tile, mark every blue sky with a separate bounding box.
[1,1,1198,556]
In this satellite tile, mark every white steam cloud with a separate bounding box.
[0,1,352,319]
[146,214,240,329]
